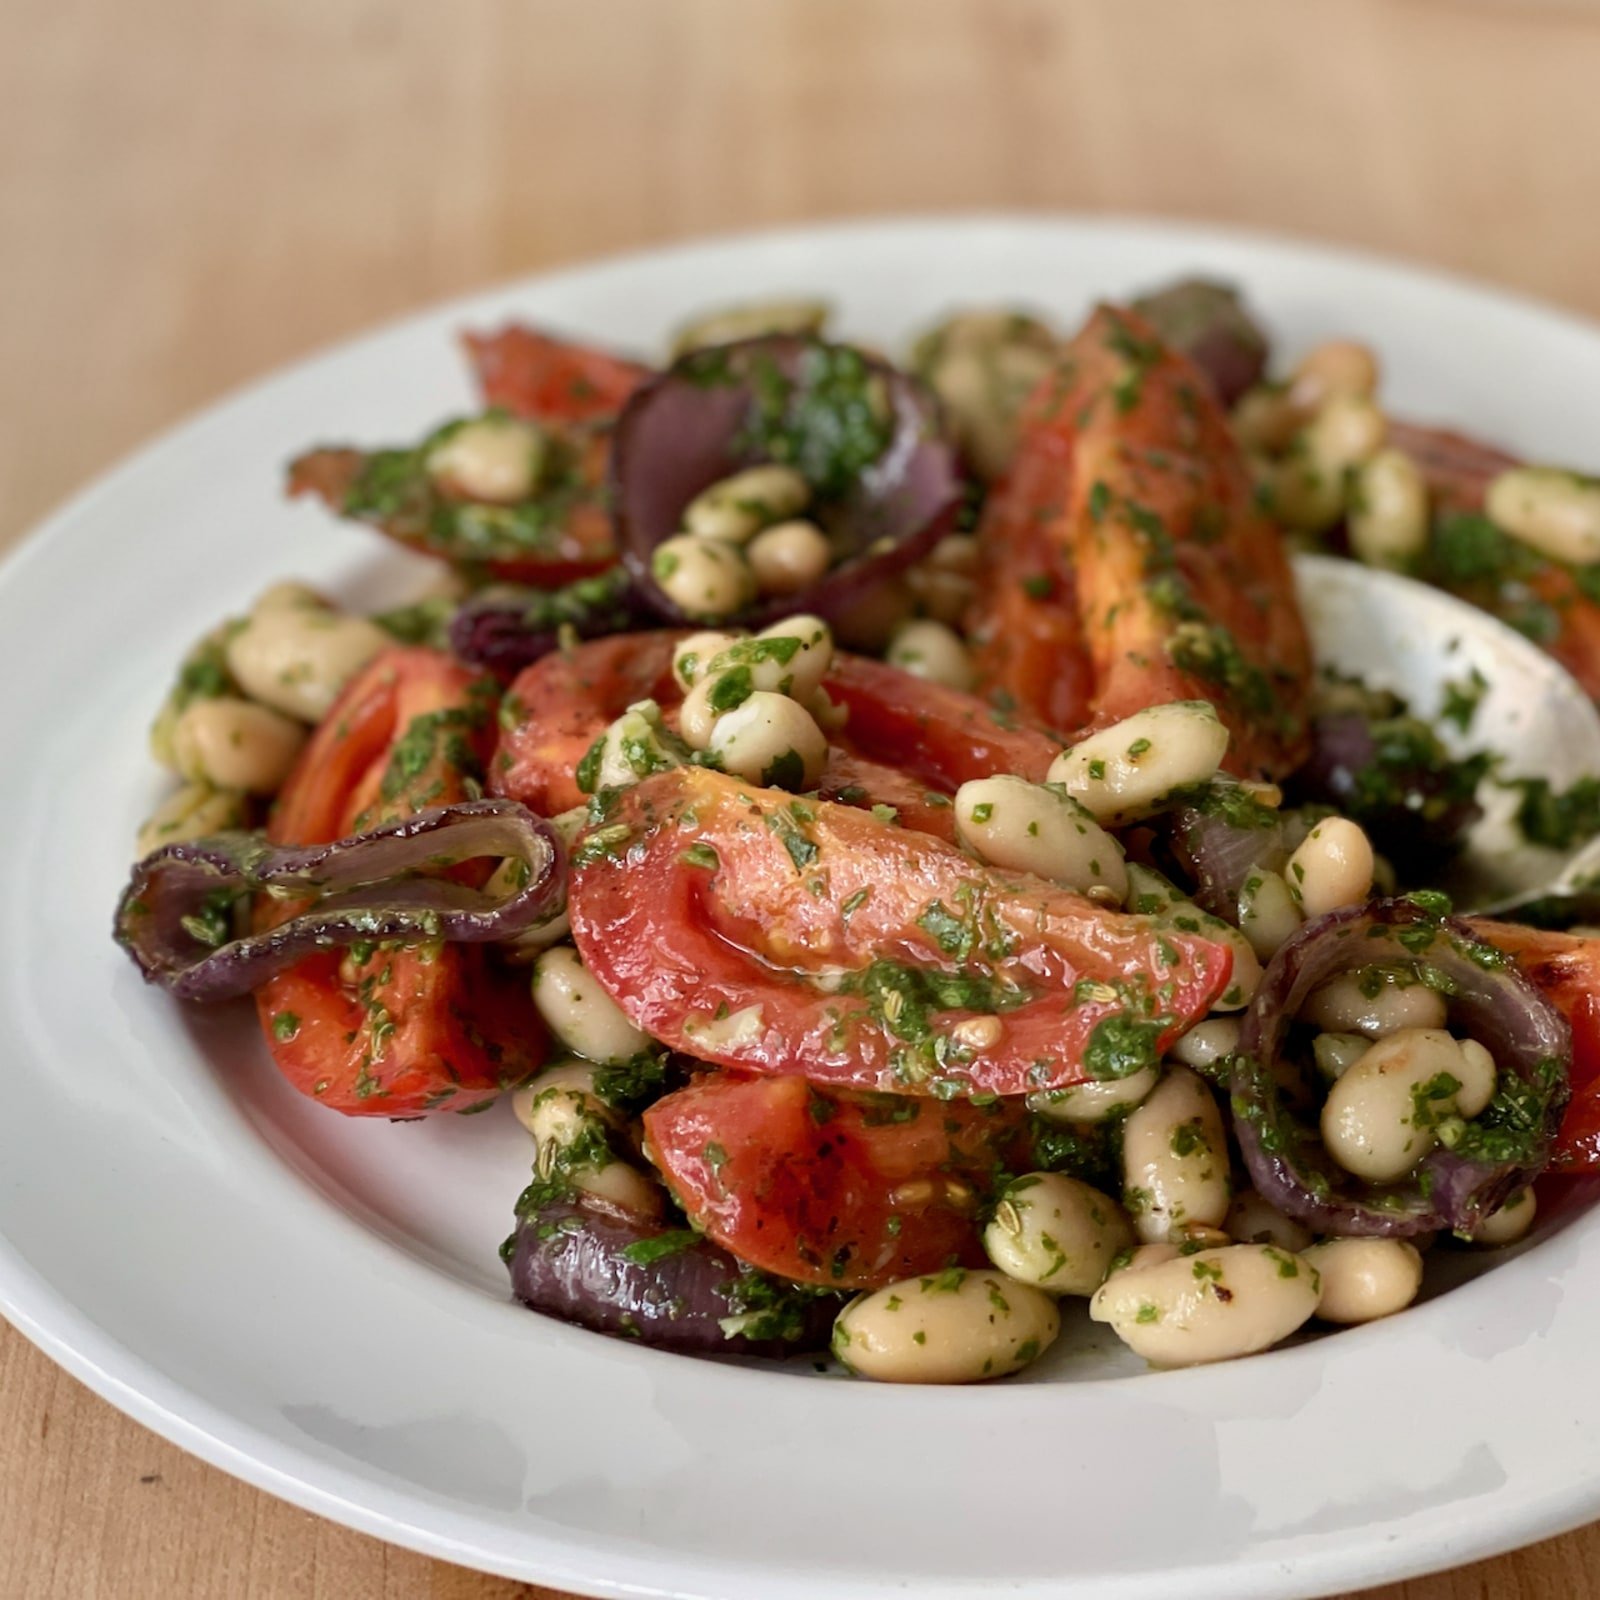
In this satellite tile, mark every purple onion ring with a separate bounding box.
[609,335,962,628]
[114,798,563,1001]
[1232,898,1569,1237]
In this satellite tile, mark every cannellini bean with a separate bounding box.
[832,1269,1060,1384]
[672,630,743,692]
[1289,340,1380,412]
[1125,865,1262,1011]
[886,618,974,691]
[1028,1066,1160,1124]
[1486,466,1600,567]
[746,520,832,594]
[1320,1028,1497,1183]
[1472,1186,1537,1247]
[170,696,305,794]
[1286,818,1374,918]
[1106,1242,1183,1277]
[592,700,683,791]
[1121,1067,1231,1244]
[1090,1243,1320,1367]
[1225,1190,1314,1252]
[906,534,981,625]
[1312,1031,1371,1081]
[1303,1238,1422,1324]
[1049,702,1230,826]
[708,691,827,789]
[652,536,757,620]
[1238,867,1303,959]
[426,416,546,503]
[710,615,835,701]
[1232,386,1302,454]
[1349,449,1429,568]
[954,775,1128,900]
[677,679,721,751]
[136,784,248,860]
[1301,969,1448,1038]
[1168,1017,1242,1073]
[984,1174,1135,1296]
[531,947,650,1063]
[670,297,829,357]
[251,580,327,614]
[1274,395,1387,532]
[683,465,811,544]
[226,606,389,723]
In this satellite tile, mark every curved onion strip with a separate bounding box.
[447,567,644,677]
[610,335,962,628]
[114,799,563,1002]
[1232,898,1569,1237]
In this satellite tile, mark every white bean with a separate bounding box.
[832,1269,1060,1384]
[887,619,974,692]
[672,630,743,692]
[1274,395,1387,533]
[1121,1067,1231,1244]
[426,416,545,503]
[593,700,682,791]
[1286,818,1374,918]
[677,679,721,752]
[1126,865,1262,1011]
[251,580,328,614]
[1090,1243,1320,1366]
[1472,1186,1537,1247]
[683,465,811,544]
[747,520,832,594]
[1349,449,1429,568]
[531,947,650,1064]
[226,607,390,723]
[671,297,829,357]
[1225,1190,1314,1252]
[1238,867,1303,959]
[1312,1031,1371,1081]
[1303,1238,1422,1324]
[1049,702,1230,826]
[653,536,757,620]
[1028,1066,1159,1124]
[1302,969,1448,1038]
[709,691,827,789]
[984,1174,1135,1296]
[171,696,305,794]
[1233,386,1302,454]
[1486,467,1600,567]
[1168,1017,1242,1072]
[1288,341,1380,412]
[710,615,835,702]
[906,534,980,625]
[136,784,247,860]
[954,775,1128,900]
[1321,1028,1496,1183]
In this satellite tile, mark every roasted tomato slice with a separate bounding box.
[255,647,545,1117]
[461,325,649,425]
[970,304,1313,779]
[1474,920,1600,1171]
[570,767,1231,1097]
[644,1073,1029,1288]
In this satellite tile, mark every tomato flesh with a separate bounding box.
[461,325,649,424]
[256,647,545,1117]
[571,767,1231,1097]
[644,1072,1030,1288]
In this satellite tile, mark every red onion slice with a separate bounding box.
[610,335,962,628]
[1232,898,1569,1237]
[115,799,563,1002]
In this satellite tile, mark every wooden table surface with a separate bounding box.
[5,0,1600,1594]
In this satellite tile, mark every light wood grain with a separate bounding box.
[4,1,1600,1595]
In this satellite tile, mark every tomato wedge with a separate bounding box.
[256,647,546,1117]
[570,767,1231,1096]
[970,304,1313,779]
[1472,920,1600,1171]
[461,325,649,425]
[643,1072,1030,1288]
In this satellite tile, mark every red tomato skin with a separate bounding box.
[644,1073,1029,1288]
[461,326,648,424]
[571,767,1231,1097]
[255,647,546,1118]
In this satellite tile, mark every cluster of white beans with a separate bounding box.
[425,414,548,504]
[669,296,830,358]
[139,583,389,858]
[652,465,837,620]
[512,946,665,1218]
[1235,338,1600,572]
[831,700,1540,1383]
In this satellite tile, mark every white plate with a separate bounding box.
[5,216,1600,1600]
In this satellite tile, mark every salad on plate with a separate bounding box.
[113,274,1600,1383]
